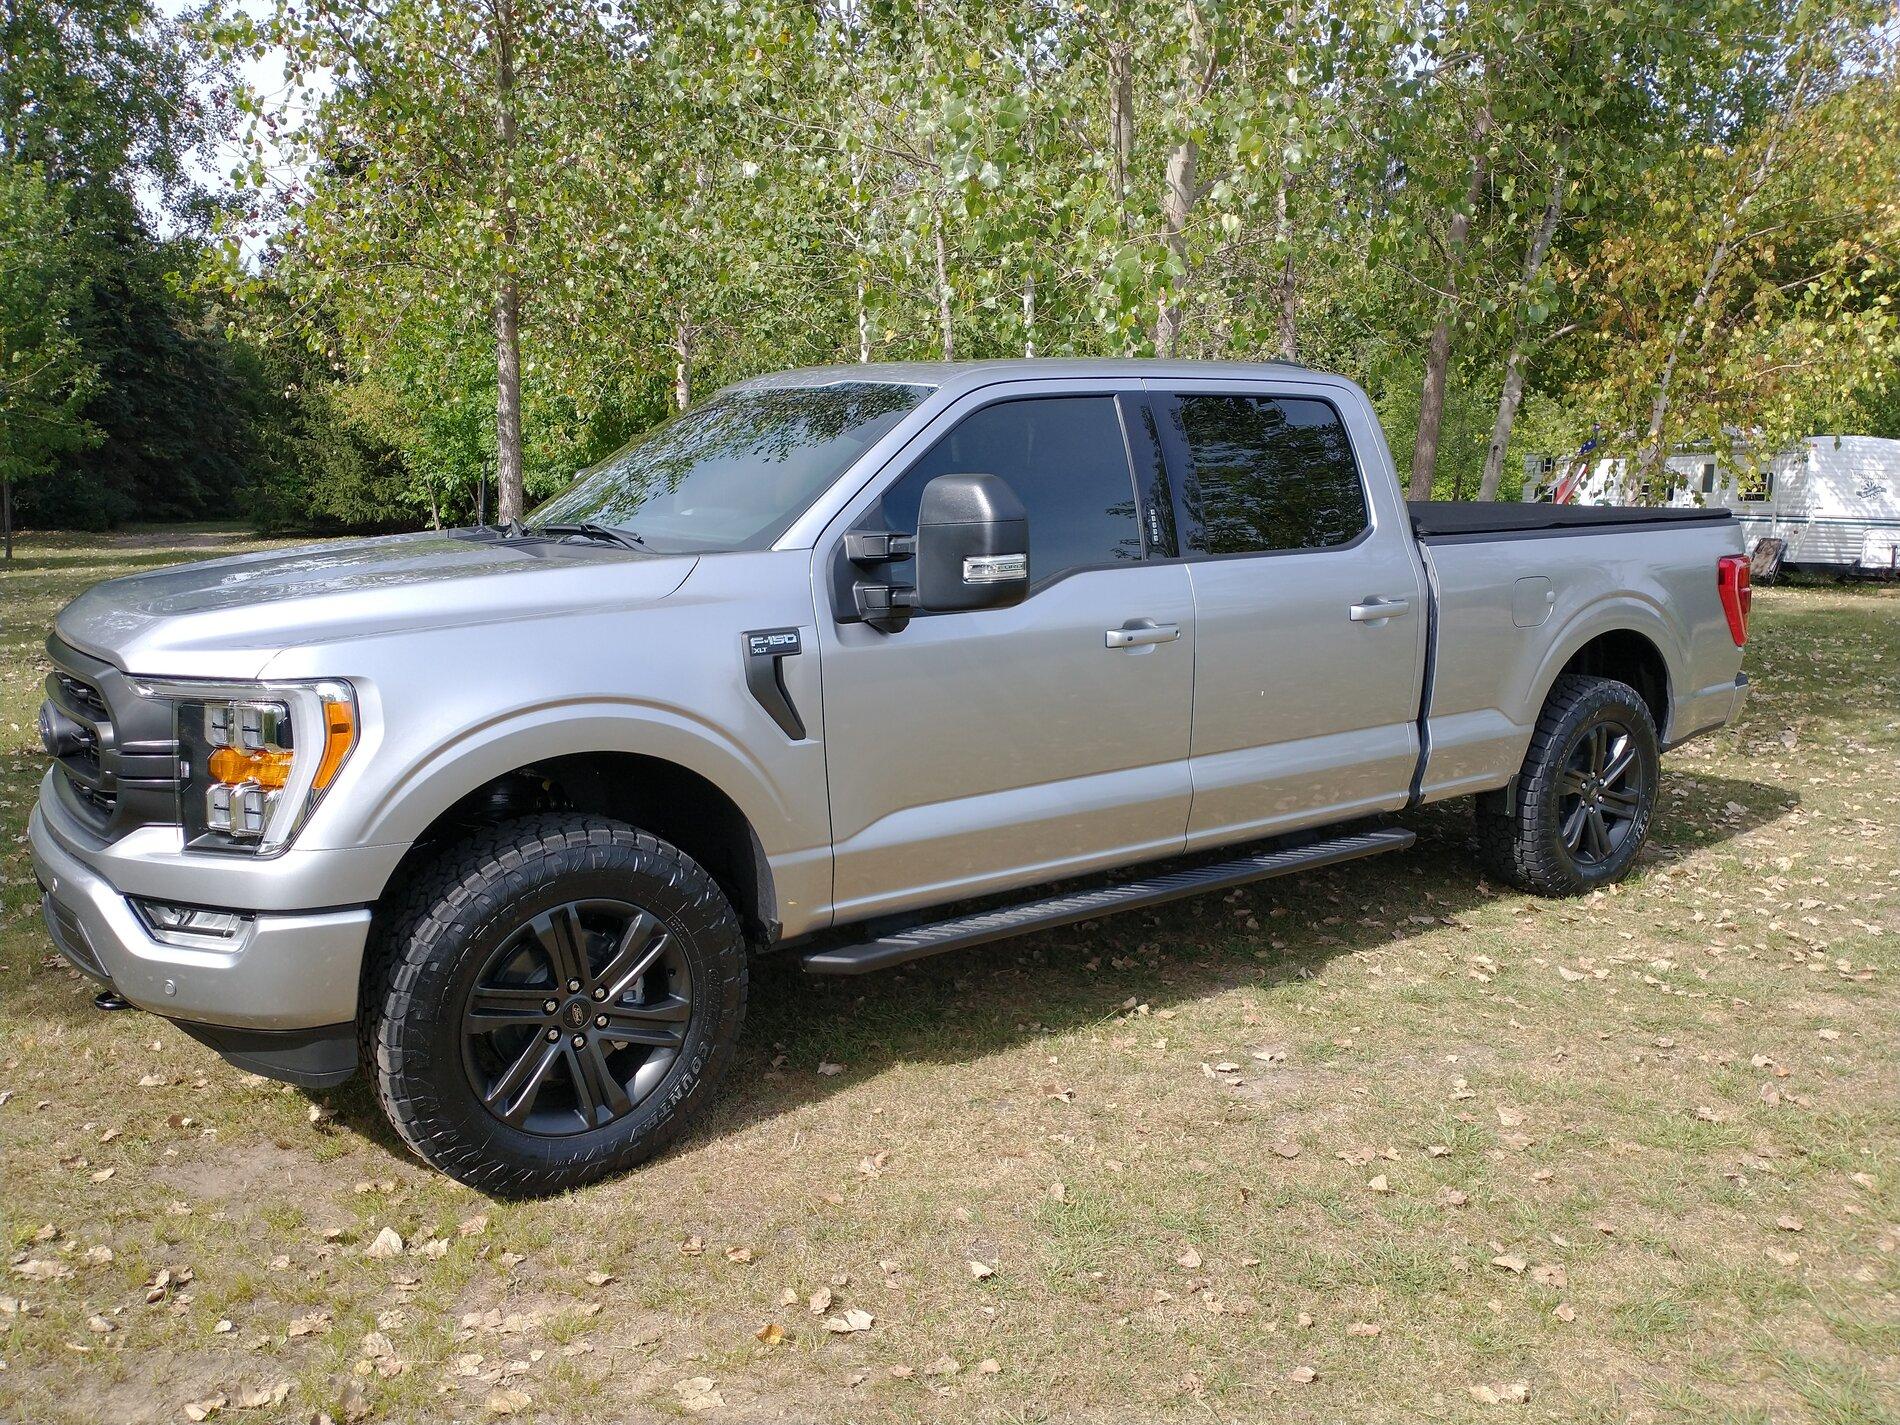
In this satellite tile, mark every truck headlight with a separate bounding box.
[137,678,357,855]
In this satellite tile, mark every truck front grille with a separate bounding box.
[43,638,183,840]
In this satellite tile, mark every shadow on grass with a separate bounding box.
[274,771,1799,1179]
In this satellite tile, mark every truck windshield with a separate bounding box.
[526,381,929,553]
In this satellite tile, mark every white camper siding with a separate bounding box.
[1668,437,1900,572]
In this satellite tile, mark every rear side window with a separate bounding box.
[878,396,1143,584]
[1164,394,1368,555]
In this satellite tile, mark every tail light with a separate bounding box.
[1717,555,1751,646]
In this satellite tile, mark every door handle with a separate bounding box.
[1349,597,1412,623]
[1106,620,1181,648]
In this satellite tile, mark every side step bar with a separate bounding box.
[799,826,1415,977]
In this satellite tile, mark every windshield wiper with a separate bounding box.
[531,521,646,550]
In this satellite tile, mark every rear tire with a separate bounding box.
[1476,674,1660,896]
[363,814,747,1196]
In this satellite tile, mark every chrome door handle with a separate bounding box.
[1106,621,1181,648]
[1349,597,1412,622]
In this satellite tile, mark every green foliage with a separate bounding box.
[10,0,1896,533]
[0,161,98,528]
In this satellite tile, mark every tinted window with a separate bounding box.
[1166,395,1368,554]
[530,381,928,553]
[879,397,1142,583]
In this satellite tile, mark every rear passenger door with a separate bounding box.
[1145,381,1427,849]
[816,385,1196,922]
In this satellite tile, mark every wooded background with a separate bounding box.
[3,0,1897,544]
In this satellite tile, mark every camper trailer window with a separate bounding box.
[1700,462,1716,494]
[1739,466,1774,502]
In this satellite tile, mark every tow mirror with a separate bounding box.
[845,472,1030,631]
[913,472,1029,612]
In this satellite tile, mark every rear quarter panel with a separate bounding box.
[1418,520,1746,802]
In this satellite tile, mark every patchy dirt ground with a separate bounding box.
[2,528,1895,1424]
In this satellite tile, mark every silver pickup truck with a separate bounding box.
[30,360,1752,1193]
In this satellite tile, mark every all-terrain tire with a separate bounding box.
[1476,673,1660,897]
[363,814,746,1196]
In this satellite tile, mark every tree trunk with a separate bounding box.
[1274,174,1297,362]
[1478,161,1566,501]
[1023,273,1036,358]
[856,278,871,363]
[933,213,954,360]
[1107,38,1134,236]
[1477,347,1528,502]
[2,473,12,561]
[672,314,694,411]
[495,278,524,524]
[492,0,525,525]
[1407,133,1491,501]
[1155,135,1197,357]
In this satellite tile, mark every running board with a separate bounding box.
[798,826,1416,977]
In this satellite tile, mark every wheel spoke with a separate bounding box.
[464,985,552,1035]
[1601,786,1641,812]
[596,912,666,999]
[486,1039,563,1126]
[1558,770,1587,797]
[531,904,590,989]
[1588,725,1608,776]
[1561,802,1589,851]
[568,1040,631,1123]
[1602,742,1636,790]
[1586,806,1611,860]
[601,994,690,1047]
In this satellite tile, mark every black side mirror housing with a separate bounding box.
[913,472,1029,612]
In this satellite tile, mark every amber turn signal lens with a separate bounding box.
[207,743,294,789]
[313,698,355,790]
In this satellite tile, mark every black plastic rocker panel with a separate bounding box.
[799,825,1416,976]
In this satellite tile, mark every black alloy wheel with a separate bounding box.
[1556,717,1647,868]
[461,898,692,1136]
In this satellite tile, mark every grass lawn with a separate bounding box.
[1,527,1895,1424]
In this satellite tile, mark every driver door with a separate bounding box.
[814,385,1196,923]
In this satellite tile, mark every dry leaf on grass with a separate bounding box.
[364,1227,403,1259]
[1491,1255,1528,1273]
[1175,1247,1202,1270]
[755,1322,785,1347]
[1287,1365,1317,1383]
[485,1386,532,1416]
[672,1375,722,1413]
[968,1259,995,1280]
[1469,1381,1532,1405]
[823,1308,874,1335]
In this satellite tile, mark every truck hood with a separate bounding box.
[54,530,698,679]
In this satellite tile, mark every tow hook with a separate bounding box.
[93,989,134,1012]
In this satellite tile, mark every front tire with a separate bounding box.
[1477,674,1660,896]
[364,815,747,1196]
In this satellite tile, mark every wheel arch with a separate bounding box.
[1527,599,1680,740]
[367,734,786,949]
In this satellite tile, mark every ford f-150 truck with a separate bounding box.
[30,360,1752,1194]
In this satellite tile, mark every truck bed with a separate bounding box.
[1408,501,1734,541]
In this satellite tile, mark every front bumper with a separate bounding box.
[28,799,371,1035]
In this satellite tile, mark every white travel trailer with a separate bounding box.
[1664,436,1900,575]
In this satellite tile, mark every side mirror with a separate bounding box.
[912,472,1030,612]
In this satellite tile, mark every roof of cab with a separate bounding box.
[724,357,1320,399]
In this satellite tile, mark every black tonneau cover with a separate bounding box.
[1408,500,1734,540]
